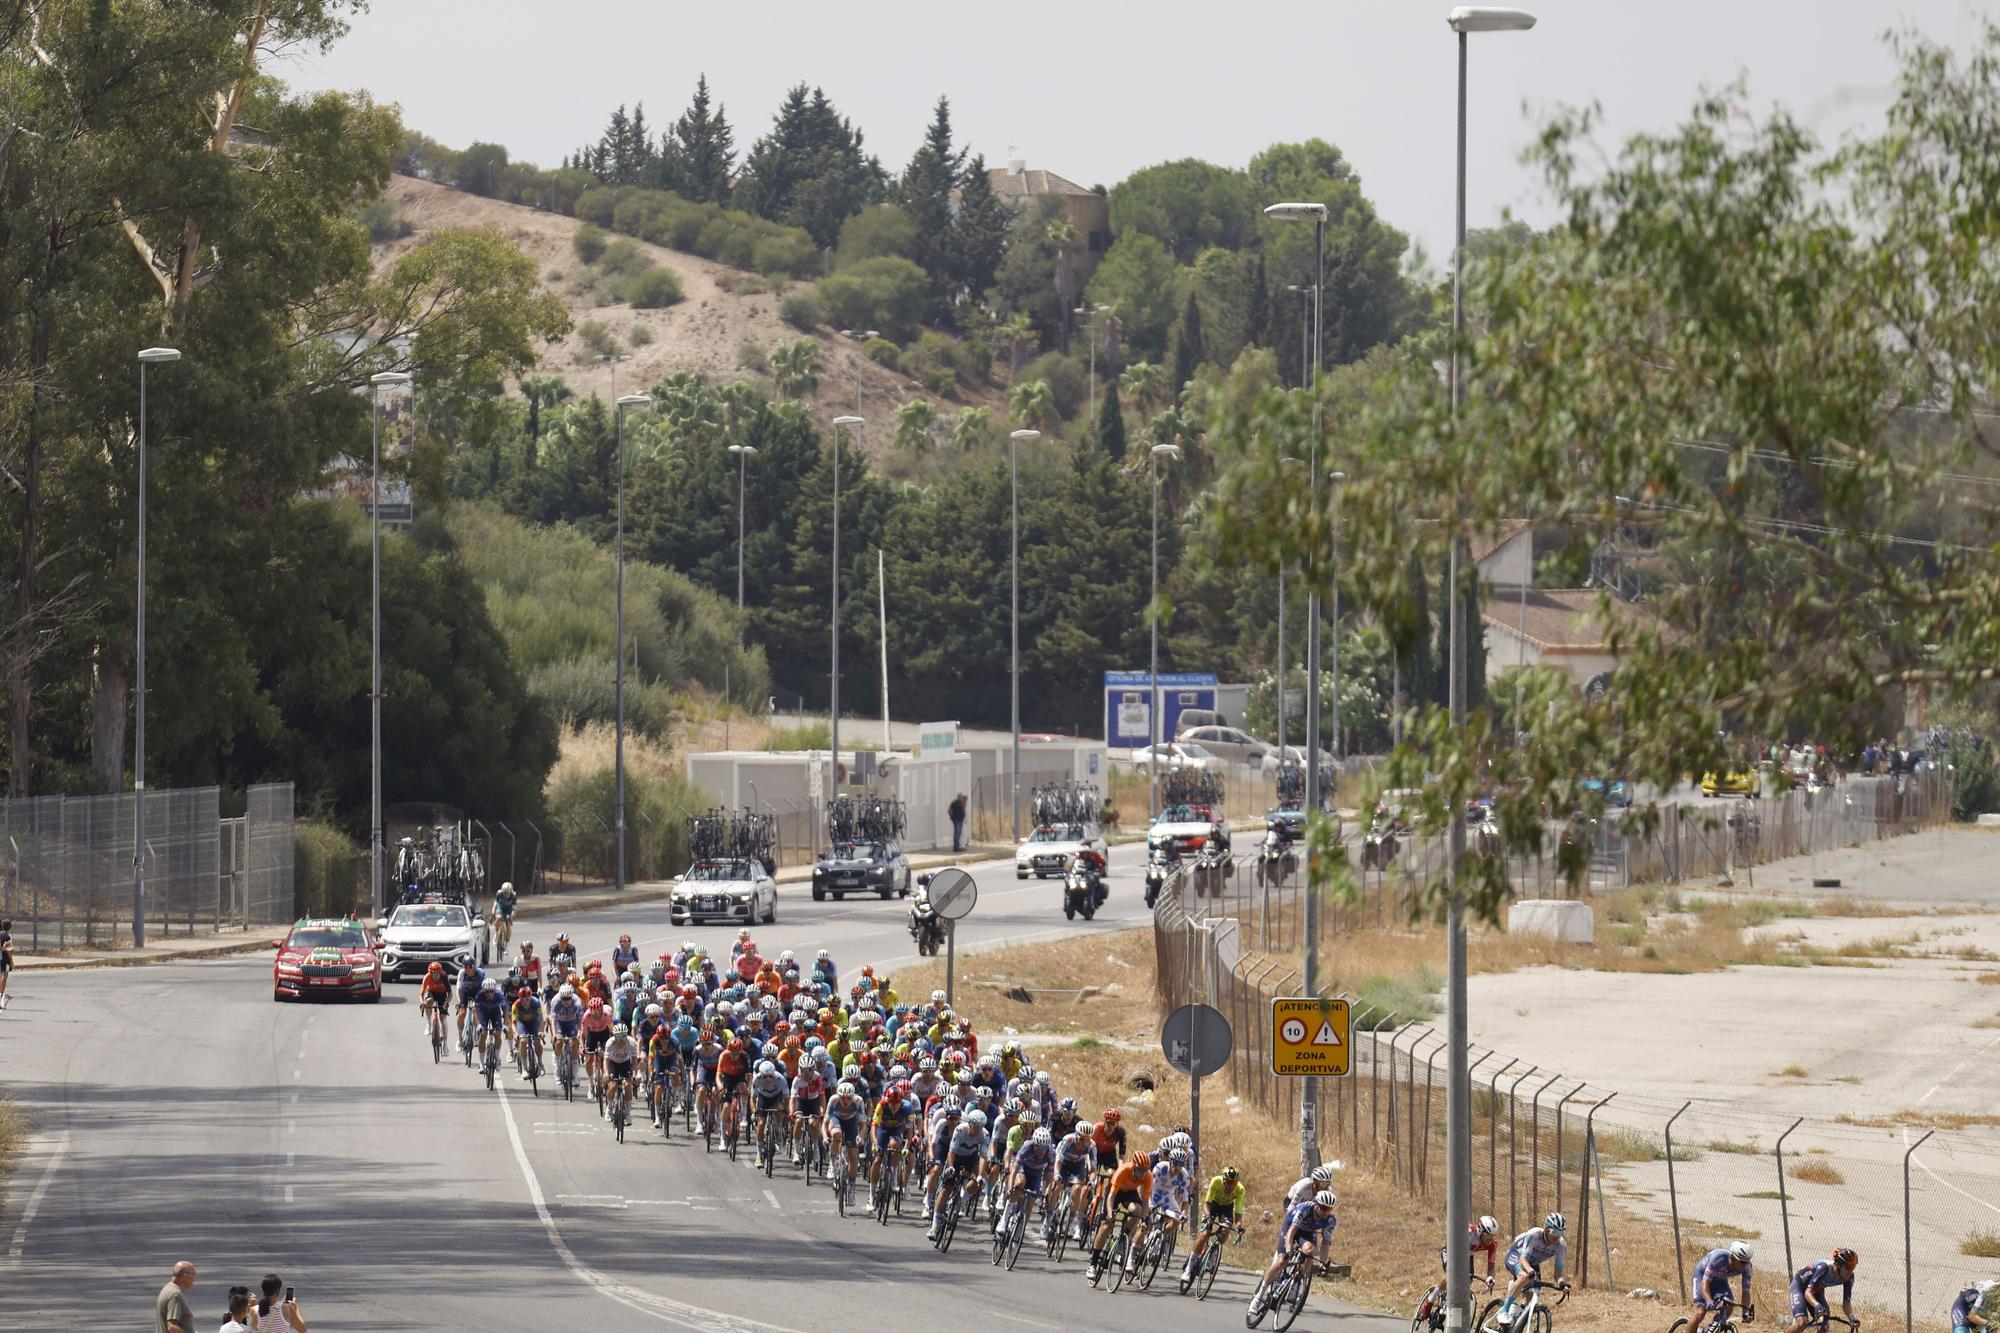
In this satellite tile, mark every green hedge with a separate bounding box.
[294,820,361,920]
[547,765,710,882]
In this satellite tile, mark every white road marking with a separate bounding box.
[496,1083,807,1333]
[292,1069,301,1081]
[289,1093,299,1104]
[284,1185,294,1204]
[762,1188,782,1210]
[286,1121,296,1134]
[286,1152,295,1168]
[993,1315,1059,1330]
[1904,1030,2000,1218]
[6,1132,68,1263]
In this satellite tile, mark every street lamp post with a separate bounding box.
[1265,199,1328,1172]
[1074,304,1110,432]
[726,442,758,750]
[613,392,652,893]
[1278,283,1316,762]
[1148,442,1182,823]
[830,416,864,799]
[1009,429,1041,842]
[1444,12,1538,1333]
[132,346,181,948]
[839,330,878,416]
[367,369,410,920]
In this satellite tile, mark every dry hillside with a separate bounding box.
[374,175,990,448]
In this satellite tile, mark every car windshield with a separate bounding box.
[1030,827,1065,842]
[289,925,368,950]
[833,842,889,860]
[389,905,468,929]
[1180,743,1214,758]
[1160,805,1200,823]
[685,860,751,882]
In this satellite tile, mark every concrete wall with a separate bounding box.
[1477,529,1533,588]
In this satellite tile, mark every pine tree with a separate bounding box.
[1096,382,1127,461]
[736,84,881,247]
[948,154,1010,306]
[1171,292,1204,392]
[600,105,633,184]
[627,102,654,184]
[899,96,965,307]
[663,74,736,205]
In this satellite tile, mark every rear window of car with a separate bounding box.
[686,860,751,881]
[390,905,468,929]
[289,925,369,950]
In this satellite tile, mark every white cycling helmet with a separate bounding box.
[1728,1241,1753,1262]
[1314,1190,1338,1209]
[817,949,831,960]
[1544,1212,1568,1234]
[611,1023,628,1036]
[1311,1164,1334,1183]
[1033,1126,1053,1144]
[931,988,946,1002]
[1478,1215,1500,1238]
[500,881,513,893]
[558,984,575,999]
[758,1060,777,1075]
[1076,1121,1095,1138]
[1034,1070,1051,1084]
[837,1080,856,1097]
[646,1003,663,1018]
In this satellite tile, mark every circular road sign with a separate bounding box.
[1161,1002,1233,1078]
[926,867,978,921]
[1281,1017,1307,1044]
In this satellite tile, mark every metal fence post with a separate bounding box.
[1664,1100,1692,1297]
[1405,1027,1438,1190]
[1775,1116,1805,1275]
[1530,1071,1561,1216]
[1555,1083,1585,1229]
[1485,1056,1517,1216]
[1578,1090,1614,1289]
[1386,1022,1413,1179]
[1903,1129,1933,1333]
[1507,1064,1538,1235]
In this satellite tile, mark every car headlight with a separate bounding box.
[277,964,302,977]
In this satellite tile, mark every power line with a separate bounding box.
[1672,436,2000,491]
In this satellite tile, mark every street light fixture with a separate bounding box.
[612,391,652,893]
[1265,200,1331,1173]
[1008,428,1041,841]
[1074,303,1112,433]
[1443,16,1537,1333]
[830,416,864,798]
[367,368,410,919]
[1148,441,1182,824]
[726,443,758,750]
[131,346,181,948]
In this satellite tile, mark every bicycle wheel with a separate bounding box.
[937,1189,960,1253]
[992,1204,1012,1266]
[1476,1300,1507,1333]
[1179,1237,1206,1295]
[1142,1231,1174,1290]
[1272,1265,1312,1332]
[484,1049,496,1092]
[1004,1206,1028,1271]
[432,1025,443,1064]
[1247,1280,1272,1328]
[836,1161,849,1218]
[1671,1320,1694,1333]
[1415,1288,1445,1333]
[1049,1200,1070,1260]
[1109,1233,1134,1292]
[527,1050,540,1098]
[1196,1242,1223,1301]
[1529,1307,1552,1333]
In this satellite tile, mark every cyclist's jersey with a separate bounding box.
[494,888,517,916]
[472,990,506,1021]
[648,1031,675,1066]
[790,1070,826,1102]
[670,1024,699,1052]
[519,954,542,985]
[612,944,639,972]
[749,1070,789,1100]
[1205,1175,1247,1209]
[1461,1223,1499,1258]
[1015,1139,1056,1172]
[1004,1122,1029,1156]
[1792,1261,1852,1301]
[1280,1200,1336,1245]
[872,1095,911,1131]
[826,1092,867,1124]
[718,1048,750,1078]
[1091,1123,1127,1159]
[1950,1287,1985,1327]
[947,1122,989,1159]
[581,1007,613,1034]
[1057,1133,1094,1166]
[419,970,450,996]
[1109,1159,1152,1198]
[694,1040,723,1072]
[1695,1248,1752,1297]
[1150,1163,1192,1211]
[999,1049,1024,1081]
[1508,1228,1566,1270]
[548,944,576,971]
[456,968,484,999]
[604,1034,638,1064]
[511,995,544,1026]
[548,995,584,1026]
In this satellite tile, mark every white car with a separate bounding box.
[1147,802,1230,855]
[1015,822,1109,880]
[671,857,778,926]
[374,898,490,980]
[1129,741,1219,770]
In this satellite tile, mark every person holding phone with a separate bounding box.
[254,1274,307,1332]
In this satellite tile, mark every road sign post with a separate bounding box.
[1163,1002,1233,1176]
[925,868,977,1008]
[1271,996,1351,1076]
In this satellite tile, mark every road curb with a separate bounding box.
[11,936,276,972]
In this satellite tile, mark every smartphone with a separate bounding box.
[285,1288,295,1302]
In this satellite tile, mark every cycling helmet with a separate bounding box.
[555,933,569,943]
[426,961,443,974]
[931,988,946,1002]
[1103,1108,1123,1123]
[817,948,830,960]
[1034,1070,1051,1085]
[1004,1097,1023,1114]
[975,1087,994,1102]
[1059,1097,1077,1114]
[1832,1248,1858,1268]
[587,995,605,1010]
[1076,1121,1095,1137]
[1311,1165,1335,1184]
[836,1081,856,1097]
[506,968,522,981]
[646,1003,663,1018]
[618,933,632,944]
[1728,1241,1754,1263]
[779,949,795,962]
[956,1072,974,1087]
[1314,1190,1338,1209]
[727,1038,745,1053]
[966,1109,988,1127]
[1033,1127,1053,1144]
[1130,1152,1151,1170]
[558,984,575,999]
[611,1024,628,1036]
[1224,1165,1240,1181]
[889,1064,909,1080]
[1478,1215,1500,1238]
[1544,1212,1568,1235]
[1976,1280,1999,1296]
[758,1060,776,1075]
[919,1057,937,1071]
[1169,1148,1189,1165]
[943,1098,963,1115]
[482,978,500,992]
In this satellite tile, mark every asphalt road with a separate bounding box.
[0,841,1401,1333]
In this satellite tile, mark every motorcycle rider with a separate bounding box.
[1068,845,1109,911]
[908,881,944,952]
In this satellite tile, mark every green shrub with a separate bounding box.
[359,196,412,243]
[780,289,825,331]
[764,721,832,752]
[597,237,651,277]
[294,820,360,919]
[920,367,958,399]
[862,336,900,367]
[836,204,919,266]
[665,200,719,252]
[814,256,930,340]
[548,764,710,881]
[1354,968,1441,1028]
[524,654,677,739]
[1018,350,1088,418]
[627,268,684,309]
[612,193,669,240]
[572,223,608,265]
[696,216,756,268]
[737,338,767,372]
[1950,736,1998,820]
[753,231,819,279]
[627,324,655,348]
[576,320,619,357]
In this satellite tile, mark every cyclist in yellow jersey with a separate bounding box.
[1184,1165,1248,1281]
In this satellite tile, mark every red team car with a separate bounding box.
[272,917,382,1002]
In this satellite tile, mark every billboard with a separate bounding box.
[1103,671,1218,749]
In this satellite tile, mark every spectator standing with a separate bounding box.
[948,793,967,854]
[0,916,12,1011]
[255,1273,308,1331]
[156,1261,197,1333]
[222,1286,254,1332]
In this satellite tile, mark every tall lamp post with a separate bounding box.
[1074,303,1110,427]
[839,330,878,415]
[1444,11,1538,1333]
[612,392,652,892]
[1008,429,1041,841]
[132,346,182,948]
[829,416,864,799]
[1147,442,1182,823]
[367,369,410,919]
[1265,199,1327,1172]
[1278,283,1315,763]
[726,442,758,750]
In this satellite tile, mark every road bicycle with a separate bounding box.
[610,1077,632,1144]
[1046,1189,1079,1262]
[991,1184,1038,1271]
[482,1033,500,1092]
[1248,1245,1324,1332]
[1415,1273,1494,1331]
[1088,1207,1143,1292]
[1476,1275,1569,1333]
[832,1141,854,1217]
[424,998,446,1063]
[1135,1216,1179,1290]
[521,1037,543,1097]
[458,1011,477,1068]
[1179,1220,1243,1300]
[1669,1295,1749,1333]
[556,1041,578,1102]
[872,1144,902,1225]
[931,1165,978,1253]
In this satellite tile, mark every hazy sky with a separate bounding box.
[280,1,1991,266]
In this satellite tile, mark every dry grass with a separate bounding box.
[547,720,681,788]
[1978,971,2000,985]
[1789,1159,1844,1185]
[1964,1228,2000,1259]
[1833,1110,2000,1131]
[893,927,1161,1041]
[0,1099,23,1191]
[1774,1064,1811,1078]
[1975,1013,2000,1030]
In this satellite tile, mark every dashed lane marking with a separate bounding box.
[6,1132,68,1264]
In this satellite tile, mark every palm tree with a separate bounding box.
[952,406,994,451]
[1047,217,1078,346]
[999,313,1036,379]
[518,376,573,468]
[1009,378,1056,432]
[1119,361,1163,417]
[894,399,938,453]
[767,338,822,401]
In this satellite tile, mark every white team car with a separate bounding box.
[1146,803,1230,856]
[670,857,778,926]
[373,896,490,980]
[1014,822,1109,880]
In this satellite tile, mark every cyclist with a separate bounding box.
[471,978,507,1067]
[454,961,485,1044]
[418,962,451,1042]
[1494,1214,1571,1327]
[548,931,576,972]
[749,1060,790,1158]
[492,880,516,945]
[1283,1162,1337,1211]
[811,948,837,988]
[870,1079,914,1194]
[922,1099,966,1221]
[716,1037,752,1143]
[612,932,639,975]
[1089,1109,1128,1215]
[1691,1241,1756,1327]
[1090,1150,1153,1280]
[581,996,614,1093]
[1252,1189,1339,1318]
[1183,1164,1247,1282]
[1000,1124,1057,1240]
[927,1107,991,1241]
[511,985,546,1080]
[691,1026,724,1134]
[1148,1146,1194,1251]
[825,1079,868,1185]
[603,1022,639,1121]
[517,941,542,994]
[1055,1120,1097,1242]
[789,1053,828,1167]
[547,984,583,1078]
[1951,1280,1996,1333]
[1782,1248,1858,1333]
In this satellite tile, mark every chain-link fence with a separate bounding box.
[0,782,298,948]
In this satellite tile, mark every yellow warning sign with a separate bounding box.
[1271,997,1351,1076]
